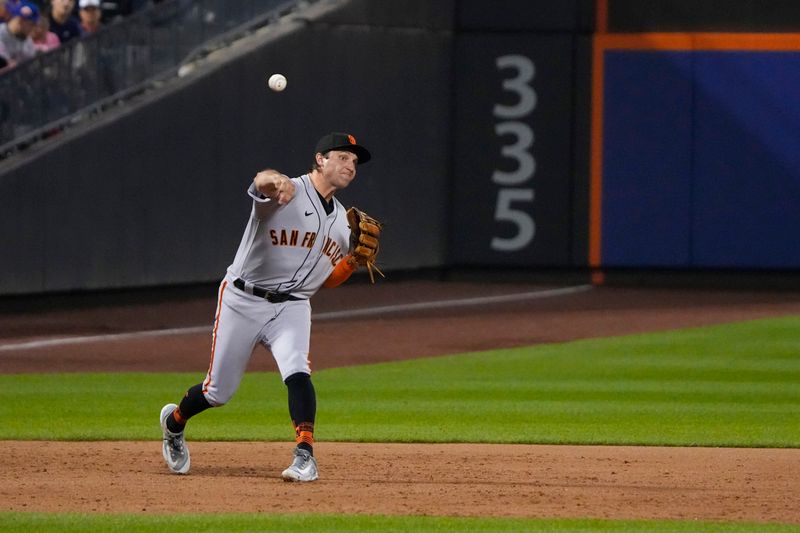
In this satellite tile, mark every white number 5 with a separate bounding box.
[491,188,535,251]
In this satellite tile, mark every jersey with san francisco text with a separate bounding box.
[226,174,350,299]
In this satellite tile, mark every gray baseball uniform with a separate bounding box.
[204,174,350,404]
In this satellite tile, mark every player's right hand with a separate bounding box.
[254,170,295,205]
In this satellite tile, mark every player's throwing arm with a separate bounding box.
[254,170,295,205]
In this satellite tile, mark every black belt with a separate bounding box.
[232,278,303,303]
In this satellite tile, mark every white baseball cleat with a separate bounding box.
[281,447,318,482]
[160,403,190,474]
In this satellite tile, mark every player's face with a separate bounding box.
[320,150,358,190]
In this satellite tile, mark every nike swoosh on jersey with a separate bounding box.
[304,211,313,216]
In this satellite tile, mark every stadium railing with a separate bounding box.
[0,0,314,158]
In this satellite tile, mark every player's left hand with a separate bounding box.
[346,207,385,283]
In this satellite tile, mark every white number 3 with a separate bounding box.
[493,55,537,119]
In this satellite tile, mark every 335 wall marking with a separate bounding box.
[491,54,536,252]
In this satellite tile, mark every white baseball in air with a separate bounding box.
[268,73,287,92]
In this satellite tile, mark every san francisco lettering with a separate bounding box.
[322,236,344,266]
[270,229,316,248]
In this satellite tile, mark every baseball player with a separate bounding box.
[160,132,378,482]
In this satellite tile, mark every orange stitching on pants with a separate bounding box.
[203,280,228,395]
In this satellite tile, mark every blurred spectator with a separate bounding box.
[48,0,82,43]
[78,0,100,34]
[1,1,22,23]
[31,11,59,51]
[0,3,11,23]
[0,1,40,68]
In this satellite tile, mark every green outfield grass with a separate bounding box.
[0,512,797,533]
[0,316,798,447]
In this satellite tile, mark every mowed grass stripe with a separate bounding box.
[0,316,797,446]
[0,512,798,533]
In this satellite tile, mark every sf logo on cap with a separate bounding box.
[347,135,357,145]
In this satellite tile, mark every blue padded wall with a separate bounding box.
[602,48,800,268]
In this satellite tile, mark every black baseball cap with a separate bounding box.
[315,132,371,164]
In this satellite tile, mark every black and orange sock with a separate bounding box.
[294,421,314,455]
[166,383,212,433]
[285,372,316,455]
[166,407,187,433]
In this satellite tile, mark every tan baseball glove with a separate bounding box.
[346,207,385,283]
